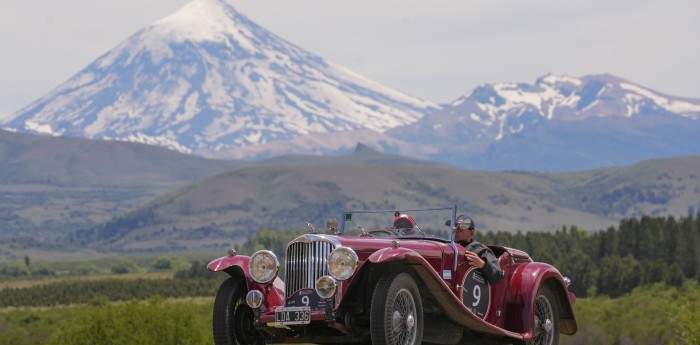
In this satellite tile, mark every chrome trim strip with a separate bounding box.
[449,205,458,272]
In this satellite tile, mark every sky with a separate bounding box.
[1,0,699,121]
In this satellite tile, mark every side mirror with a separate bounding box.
[445,220,452,227]
[326,218,339,234]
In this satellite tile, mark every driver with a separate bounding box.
[392,212,416,235]
[454,215,503,284]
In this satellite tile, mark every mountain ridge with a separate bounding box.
[2,0,700,172]
[383,73,700,171]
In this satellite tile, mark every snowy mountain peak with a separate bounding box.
[397,73,700,149]
[382,73,700,171]
[151,0,252,46]
[536,73,582,87]
[463,74,700,125]
[2,0,437,156]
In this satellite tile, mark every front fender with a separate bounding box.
[208,254,250,276]
[208,255,286,309]
[208,255,255,291]
[506,262,577,339]
[366,246,427,264]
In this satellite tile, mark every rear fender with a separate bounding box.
[506,262,577,339]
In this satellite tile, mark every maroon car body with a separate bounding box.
[208,206,577,345]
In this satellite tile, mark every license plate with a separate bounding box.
[275,306,311,325]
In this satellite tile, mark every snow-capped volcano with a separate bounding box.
[1,0,437,154]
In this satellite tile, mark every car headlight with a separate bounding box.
[327,246,358,280]
[246,290,264,308]
[249,250,279,283]
[315,276,337,299]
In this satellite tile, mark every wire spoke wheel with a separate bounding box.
[390,289,417,344]
[533,295,553,344]
[527,285,560,345]
[371,272,423,345]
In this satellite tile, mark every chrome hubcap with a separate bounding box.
[542,318,553,332]
[406,314,415,330]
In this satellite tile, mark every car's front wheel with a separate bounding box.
[526,284,560,345]
[370,272,424,345]
[213,277,265,345]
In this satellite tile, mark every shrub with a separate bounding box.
[110,259,139,274]
[151,257,172,271]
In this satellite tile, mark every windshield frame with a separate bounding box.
[339,205,457,239]
[338,205,460,270]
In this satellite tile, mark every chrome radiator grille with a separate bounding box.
[284,239,335,297]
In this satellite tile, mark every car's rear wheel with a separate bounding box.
[370,272,424,345]
[213,277,265,345]
[527,284,560,345]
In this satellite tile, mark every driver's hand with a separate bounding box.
[465,251,485,269]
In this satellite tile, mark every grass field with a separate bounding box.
[0,296,215,345]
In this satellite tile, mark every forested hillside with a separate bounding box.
[479,214,700,297]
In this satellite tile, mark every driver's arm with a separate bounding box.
[479,249,503,284]
[467,243,504,284]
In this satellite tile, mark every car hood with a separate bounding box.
[304,234,453,263]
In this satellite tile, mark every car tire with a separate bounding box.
[370,272,424,345]
[526,284,560,345]
[213,277,265,345]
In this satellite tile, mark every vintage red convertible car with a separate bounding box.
[208,206,577,345]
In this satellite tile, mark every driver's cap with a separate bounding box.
[456,215,475,231]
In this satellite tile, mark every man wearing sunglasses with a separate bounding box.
[454,215,503,284]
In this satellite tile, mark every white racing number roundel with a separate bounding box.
[460,267,491,319]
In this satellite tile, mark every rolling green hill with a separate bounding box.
[4,130,700,255]
[0,129,240,246]
[83,146,700,252]
[550,156,700,218]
